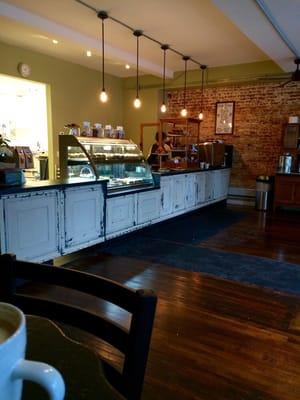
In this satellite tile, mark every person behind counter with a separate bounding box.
[147,132,172,166]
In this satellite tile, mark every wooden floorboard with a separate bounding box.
[201,207,300,265]
[23,205,300,399]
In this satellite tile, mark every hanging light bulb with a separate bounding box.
[133,30,143,109]
[181,108,188,117]
[134,97,141,108]
[161,104,167,113]
[198,65,207,120]
[160,44,169,113]
[100,90,108,103]
[180,56,190,117]
[98,11,108,103]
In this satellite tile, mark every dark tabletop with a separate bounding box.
[23,316,123,400]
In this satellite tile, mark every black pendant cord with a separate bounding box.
[136,35,139,98]
[184,60,187,108]
[163,49,166,103]
[133,30,142,99]
[98,11,108,92]
[182,56,189,109]
[161,45,168,105]
[200,65,207,115]
[200,67,204,112]
[101,18,105,91]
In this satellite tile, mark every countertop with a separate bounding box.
[152,166,230,177]
[0,177,108,195]
[276,172,300,177]
[0,166,231,196]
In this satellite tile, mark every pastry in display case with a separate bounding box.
[59,135,154,192]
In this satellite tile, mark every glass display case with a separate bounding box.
[59,135,154,192]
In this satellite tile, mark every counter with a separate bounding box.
[0,168,231,262]
[152,166,229,186]
[105,168,231,241]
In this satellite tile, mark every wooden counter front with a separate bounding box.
[274,174,300,210]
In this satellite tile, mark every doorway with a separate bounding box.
[0,73,50,179]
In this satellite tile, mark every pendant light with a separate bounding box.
[98,11,108,103]
[180,56,190,117]
[160,44,169,113]
[133,30,143,108]
[198,65,207,121]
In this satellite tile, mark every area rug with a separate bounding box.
[140,205,246,244]
[101,207,300,296]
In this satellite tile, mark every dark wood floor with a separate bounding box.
[26,206,300,399]
[201,206,300,264]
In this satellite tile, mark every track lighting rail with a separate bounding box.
[74,0,205,67]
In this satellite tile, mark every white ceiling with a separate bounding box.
[0,0,299,78]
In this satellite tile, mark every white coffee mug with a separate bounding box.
[0,302,65,400]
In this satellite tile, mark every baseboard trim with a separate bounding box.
[228,186,255,207]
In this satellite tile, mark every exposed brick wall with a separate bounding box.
[166,82,300,188]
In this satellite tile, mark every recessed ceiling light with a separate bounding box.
[125,64,130,70]
[52,39,58,44]
[86,50,92,57]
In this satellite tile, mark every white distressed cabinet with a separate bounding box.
[212,170,222,200]
[160,176,173,217]
[172,175,186,212]
[106,194,135,237]
[205,171,214,201]
[137,190,160,225]
[220,169,231,198]
[185,174,196,209]
[1,190,60,262]
[211,169,231,200]
[63,185,104,252]
[195,172,206,204]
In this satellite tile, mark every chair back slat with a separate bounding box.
[12,294,129,353]
[14,259,139,313]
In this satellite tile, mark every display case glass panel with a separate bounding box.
[59,136,154,192]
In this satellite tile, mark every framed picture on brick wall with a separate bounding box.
[215,101,235,134]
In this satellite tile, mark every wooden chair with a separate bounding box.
[0,254,157,400]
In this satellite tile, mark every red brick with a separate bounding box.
[166,83,300,188]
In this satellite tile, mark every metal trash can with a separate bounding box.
[255,176,273,211]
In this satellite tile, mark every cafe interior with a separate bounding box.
[1,1,300,399]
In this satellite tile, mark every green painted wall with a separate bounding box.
[122,87,160,157]
[0,41,123,177]
[122,60,283,156]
